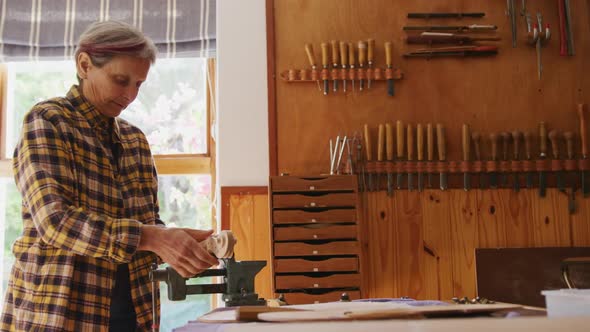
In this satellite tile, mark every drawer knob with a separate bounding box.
[314,283,319,288]
[313,234,318,239]
[310,202,316,207]
[309,186,315,190]
[313,267,319,272]
[311,218,317,223]
[313,250,318,255]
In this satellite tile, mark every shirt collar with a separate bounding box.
[66,85,121,143]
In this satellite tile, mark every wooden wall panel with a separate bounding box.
[530,190,571,246]
[449,191,478,299]
[572,197,590,246]
[476,190,507,248]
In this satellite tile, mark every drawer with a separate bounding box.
[274,224,357,241]
[273,193,356,209]
[281,290,361,305]
[273,209,356,224]
[271,175,355,192]
[275,273,361,290]
[274,257,359,273]
[274,241,358,257]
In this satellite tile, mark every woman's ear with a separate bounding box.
[76,52,93,80]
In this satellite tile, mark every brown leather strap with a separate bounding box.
[365,68,373,80]
[330,68,339,80]
[288,69,297,81]
[563,159,577,171]
[426,161,436,173]
[375,161,386,174]
[395,161,404,173]
[579,159,590,171]
[348,69,356,80]
[472,160,484,173]
[499,160,510,173]
[416,162,426,173]
[357,68,366,80]
[406,161,417,173]
[321,68,330,80]
[522,160,534,172]
[535,159,550,172]
[385,161,394,173]
[340,68,347,80]
[366,161,377,173]
[448,161,459,173]
[510,160,522,172]
[373,68,383,80]
[385,68,395,80]
[299,69,309,81]
[486,161,498,172]
[550,159,563,171]
[459,161,471,173]
[311,69,319,81]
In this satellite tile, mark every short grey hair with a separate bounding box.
[75,21,157,68]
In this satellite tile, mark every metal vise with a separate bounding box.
[150,257,267,306]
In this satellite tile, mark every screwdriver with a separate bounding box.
[320,42,329,96]
[339,42,348,93]
[367,38,375,89]
[330,40,340,92]
[358,40,367,91]
[304,43,322,92]
[348,42,355,91]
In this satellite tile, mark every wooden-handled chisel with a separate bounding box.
[386,123,394,196]
[512,131,523,192]
[407,12,486,19]
[320,42,329,95]
[367,39,375,89]
[500,132,511,187]
[524,131,534,188]
[358,41,367,91]
[364,124,373,192]
[406,34,501,44]
[417,124,424,191]
[403,24,498,32]
[384,41,394,96]
[564,131,576,213]
[407,124,415,191]
[462,124,471,191]
[489,133,499,189]
[348,42,355,91]
[330,40,340,92]
[539,122,548,197]
[549,130,565,192]
[437,124,447,190]
[396,121,405,189]
[427,123,434,188]
[377,124,385,191]
[304,43,322,92]
[472,132,484,189]
[578,104,589,196]
[339,42,348,93]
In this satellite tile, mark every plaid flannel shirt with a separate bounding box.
[1,85,163,331]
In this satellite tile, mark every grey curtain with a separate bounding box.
[0,0,216,61]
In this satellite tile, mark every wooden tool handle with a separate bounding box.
[364,124,373,161]
[339,42,348,66]
[578,104,588,158]
[472,132,481,160]
[539,122,547,157]
[427,123,434,161]
[396,121,405,158]
[384,41,392,68]
[436,123,446,161]
[358,41,367,66]
[524,131,533,160]
[304,43,317,67]
[500,132,510,160]
[462,124,471,161]
[348,42,355,66]
[367,38,375,63]
[330,40,339,65]
[407,124,414,161]
[490,133,498,161]
[320,42,329,67]
[377,124,385,161]
[511,131,522,160]
[417,124,424,161]
[386,123,394,161]
[564,131,575,159]
[548,130,560,159]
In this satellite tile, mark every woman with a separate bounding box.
[1,21,218,331]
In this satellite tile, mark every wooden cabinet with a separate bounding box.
[269,175,362,304]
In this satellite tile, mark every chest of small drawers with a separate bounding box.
[269,175,362,304]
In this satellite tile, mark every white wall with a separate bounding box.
[216,0,269,190]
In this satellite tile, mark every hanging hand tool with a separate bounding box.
[578,104,589,197]
[384,41,395,96]
[355,136,365,192]
[500,132,511,187]
[406,33,501,45]
[357,41,367,91]
[462,124,471,191]
[417,124,425,191]
[520,0,527,16]
[564,0,575,55]
[339,42,348,93]
[403,46,498,58]
[329,136,338,175]
[506,0,517,47]
[524,131,534,189]
[407,124,415,191]
[348,42,355,91]
[364,124,374,192]
[304,43,322,92]
[539,122,548,197]
[472,132,484,189]
[330,40,340,93]
[408,12,485,19]
[512,131,523,192]
[534,13,551,79]
[403,24,497,32]
[427,123,434,188]
[549,130,566,192]
[558,0,567,56]
[437,124,447,190]
[489,133,499,189]
[564,131,576,213]
[377,124,385,191]
[367,39,375,90]
[386,123,395,196]
[396,121,405,189]
[320,42,329,95]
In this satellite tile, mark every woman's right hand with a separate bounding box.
[138,225,219,277]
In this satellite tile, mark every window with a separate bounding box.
[0,57,216,332]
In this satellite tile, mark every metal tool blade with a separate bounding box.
[387,79,395,96]
[539,171,547,197]
[418,173,424,191]
[440,173,448,190]
[526,172,533,188]
[583,171,589,197]
[397,173,404,190]
[513,173,520,192]
[557,171,566,192]
[408,173,414,191]
[387,173,393,196]
[427,173,433,188]
[490,172,498,189]
[463,173,470,191]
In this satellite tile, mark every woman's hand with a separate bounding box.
[138,225,219,277]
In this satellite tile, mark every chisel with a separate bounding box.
[489,133,499,189]
[407,124,415,191]
[358,41,367,91]
[407,12,486,19]
[437,124,447,190]
[417,124,425,191]
[330,40,340,93]
[406,34,501,44]
[348,42,356,91]
[472,132,484,189]
[564,131,576,213]
[356,137,365,192]
[304,43,322,92]
[507,0,517,47]
[578,104,589,197]
[524,131,534,188]
[403,24,498,32]
[320,42,329,95]
[339,42,348,93]
[386,123,395,196]
[512,131,523,192]
[377,124,385,191]
[500,132,511,187]
[384,41,395,96]
[462,124,471,191]
[548,130,566,192]
[364,124,373,192]
[396,121,405,189]
[427,123,434,188]
[367,38,375,89]
[539,122,548,197]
